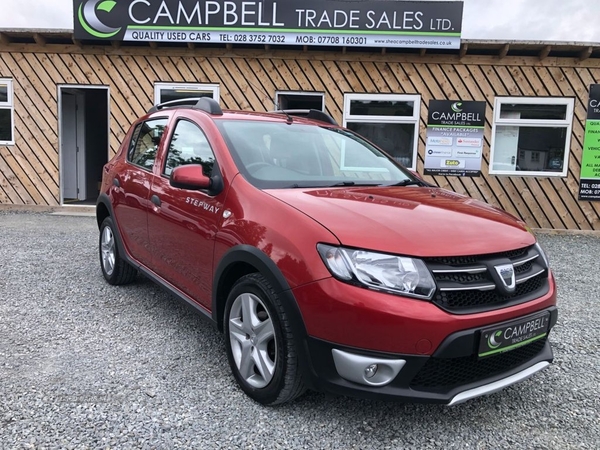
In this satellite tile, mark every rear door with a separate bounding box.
[147,115,225,309]
[112,118,168,267]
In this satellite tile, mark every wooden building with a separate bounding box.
[0,29,599,230]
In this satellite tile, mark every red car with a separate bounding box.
[96,98,557,405]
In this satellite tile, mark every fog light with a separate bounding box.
[365,364,378,379]
[332,349,406,387]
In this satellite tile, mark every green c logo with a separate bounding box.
[487,330,503,349]
[78,0,121,39]
[451,102,463,113]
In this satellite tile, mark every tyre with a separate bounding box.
[224,273,306,405]
[99,217,137,285]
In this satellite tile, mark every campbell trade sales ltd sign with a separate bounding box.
[424,100,486,177]
[74,0,463,49]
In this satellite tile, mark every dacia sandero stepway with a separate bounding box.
[96,98,557,405]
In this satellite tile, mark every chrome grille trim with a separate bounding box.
[513,254,539,267]
[425,245,549,313]
[431,267,487,274]
[515,268,546,284]
[440,284,496,292]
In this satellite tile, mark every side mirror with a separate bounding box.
[170,165,211,191]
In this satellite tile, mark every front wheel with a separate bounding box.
[224,273,306,405]
[99,217,137,285]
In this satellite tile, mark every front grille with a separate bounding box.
[427,247,529,266]
[435,274,544,310]
[425,245,549,314]
[410,337,547,392]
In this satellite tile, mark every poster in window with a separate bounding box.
[579,84,600,201]
[424,100,486,177]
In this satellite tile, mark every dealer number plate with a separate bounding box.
[478,312,550,358]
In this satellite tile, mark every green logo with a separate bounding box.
[78,0,121,39]
[487,330,503,349]
[451,102,463,113]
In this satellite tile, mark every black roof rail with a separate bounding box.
[147,97,223,115]
[270,109,338,126]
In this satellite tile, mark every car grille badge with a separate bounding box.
[494,263,516,293]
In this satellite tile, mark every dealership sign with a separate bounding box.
[73,0,463,48]
[579,84,600,201]
[424,100,486,177]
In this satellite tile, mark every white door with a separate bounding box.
[61,92,86,201]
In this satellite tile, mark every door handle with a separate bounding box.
[151,195,161,207]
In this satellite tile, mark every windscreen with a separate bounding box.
[216,120,416,189]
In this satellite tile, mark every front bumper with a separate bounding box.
[304,306,557,404]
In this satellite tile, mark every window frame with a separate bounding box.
[342,93,421,170]
[0,78,14,146]
[126,117,169,172]
[154,82,220,105]
[275,91,325,112]
[489,96,575,177]
[162,118,216,178]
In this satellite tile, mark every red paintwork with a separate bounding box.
[293,274,556,355]
[101,107,557,360]
[267,186,535,257]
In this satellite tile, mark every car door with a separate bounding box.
[147,116,224,310]
[112,118,168,268]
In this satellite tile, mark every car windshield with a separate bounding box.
[216,120,417,189]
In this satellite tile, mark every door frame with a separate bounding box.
[58,84,111,206]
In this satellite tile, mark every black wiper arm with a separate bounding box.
[389,179,426,187]
[329,181,382,187]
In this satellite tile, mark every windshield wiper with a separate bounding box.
[328,181,382,187]
[388,179,426,187]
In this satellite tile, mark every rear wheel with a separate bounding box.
[99,217,137,285]
[224,273,306,405]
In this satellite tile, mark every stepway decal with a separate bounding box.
[424,100,486,177]
[73,0,464,48]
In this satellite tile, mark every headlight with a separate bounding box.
[317,244,436,300]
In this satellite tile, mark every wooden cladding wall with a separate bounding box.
[0,44,599,230]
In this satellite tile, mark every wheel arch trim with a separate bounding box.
[96,194,139,270]
[212,245,316,386]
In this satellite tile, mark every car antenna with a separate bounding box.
[274,100,293,124]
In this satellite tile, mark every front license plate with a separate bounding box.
[478,312,550,358]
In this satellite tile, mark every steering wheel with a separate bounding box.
[246,162,271,173]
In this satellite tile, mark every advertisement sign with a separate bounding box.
[424,100,486,177]
[74,0,463,49]
[579,84,600,201]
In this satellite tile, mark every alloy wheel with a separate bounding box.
[228,292,277,388]
[101,226,116,276]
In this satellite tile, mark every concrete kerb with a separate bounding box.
[0,204,95,217]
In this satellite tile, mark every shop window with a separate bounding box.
[490,97,574,176]
[0,79,14,145]
[275,91,325,112]
[154,83,219,105]
[343,93,421,170]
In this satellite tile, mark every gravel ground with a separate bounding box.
[0,210,598,450]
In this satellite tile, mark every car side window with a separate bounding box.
[164,119,215,178]
[128,118,168,171]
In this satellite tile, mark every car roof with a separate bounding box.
[145,97,339,127]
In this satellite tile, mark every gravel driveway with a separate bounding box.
[0,210,598,449]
